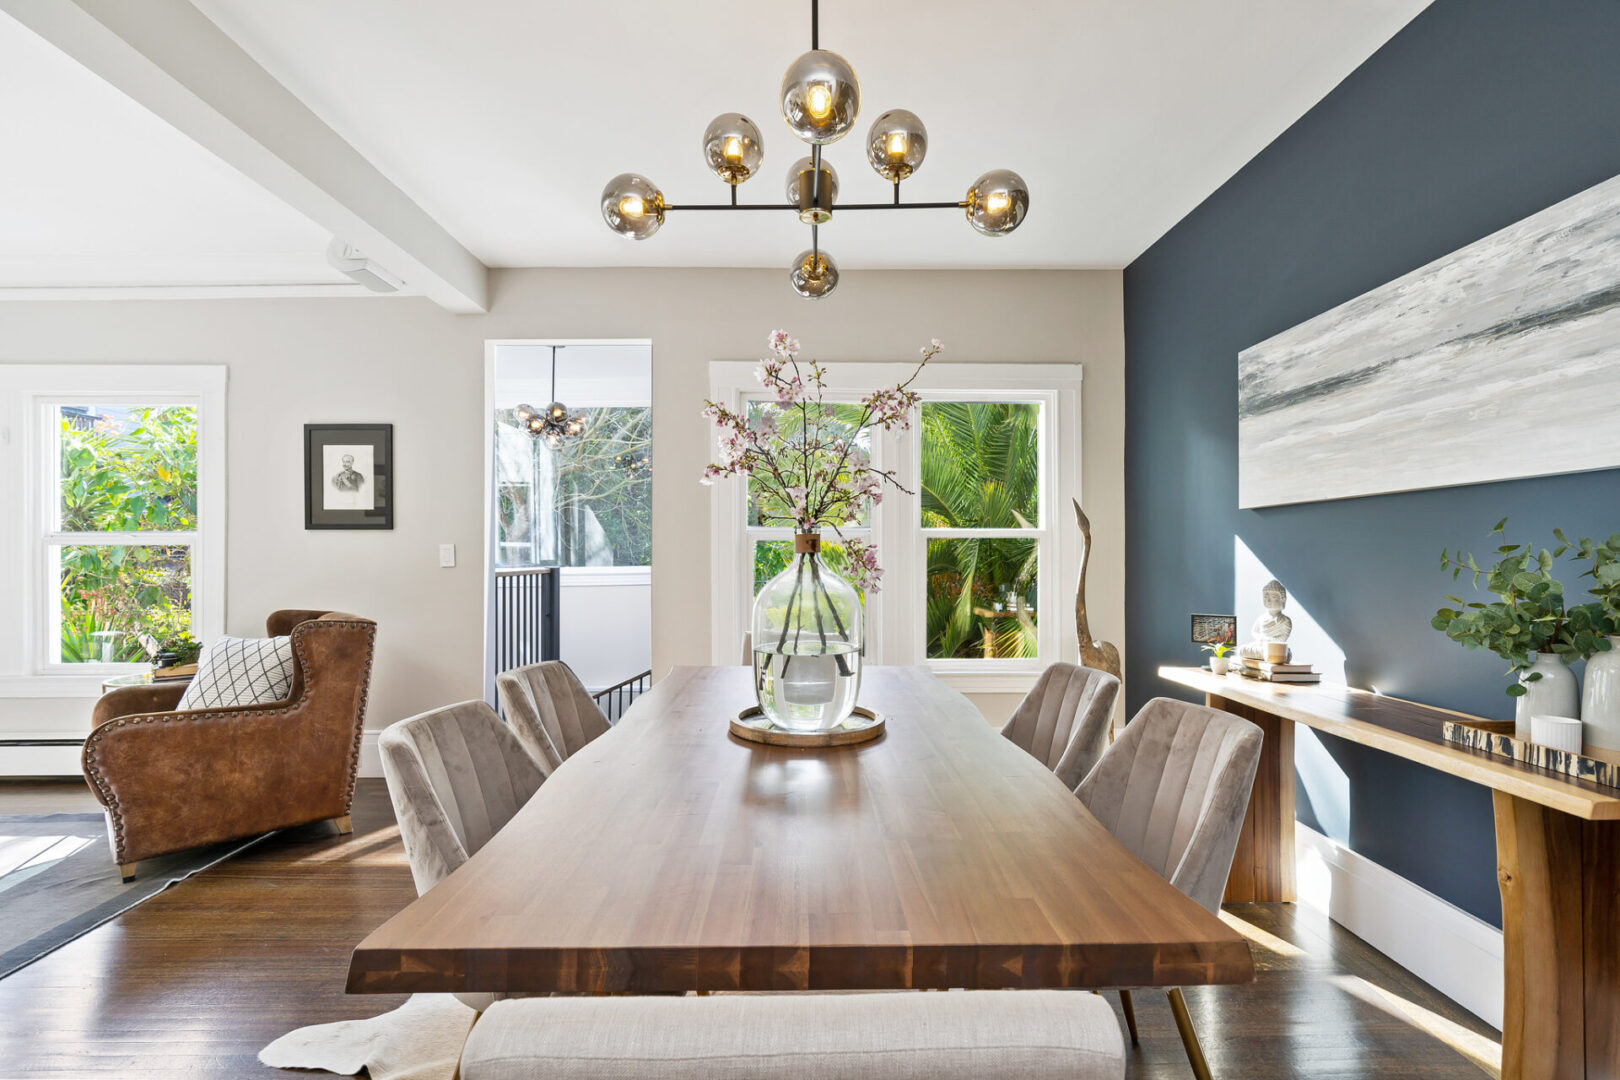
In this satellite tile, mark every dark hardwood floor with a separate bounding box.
[0,779,1498,1078]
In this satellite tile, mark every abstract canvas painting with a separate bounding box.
[1238,172,1620,508]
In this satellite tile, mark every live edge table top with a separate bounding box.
[1161,665,1620,821]
[348,665,1254,995]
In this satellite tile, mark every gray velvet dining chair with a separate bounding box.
[378,699,546,1010]
[1076,696,1263,1080]
[1000,662,1120,791]
[496,660,610,777]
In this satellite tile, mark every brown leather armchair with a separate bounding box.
[82,610,377,880]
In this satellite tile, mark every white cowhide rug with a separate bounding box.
[259,995,477,1080]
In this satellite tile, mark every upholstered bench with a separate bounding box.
[459,990,1125,1080]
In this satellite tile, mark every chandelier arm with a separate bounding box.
[661,201,967,211]
[811,0,818,50]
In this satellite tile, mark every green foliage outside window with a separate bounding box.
[58,406,197,663]
[920,402,1040,659]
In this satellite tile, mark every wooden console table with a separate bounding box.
[1162,665,1620,1080]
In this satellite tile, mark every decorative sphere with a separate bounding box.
[785,156,839,224]
[959,169,1023,236]
[789,248,839,300]
[964,169,1029,236]
[601,173,665,240]
[701,113,764,185]
[865,109,927,182]
[780,49,860,144]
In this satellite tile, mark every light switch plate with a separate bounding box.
[439,543,456,568]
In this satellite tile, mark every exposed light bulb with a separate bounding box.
[619,194,645,218]
[986,191,1012,214]
[887,131,907,159]
[723,135,743,162]
[806,83,833,121]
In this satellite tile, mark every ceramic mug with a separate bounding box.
[1264,641,1288,664]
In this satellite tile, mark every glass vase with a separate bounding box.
[751,531,863,731]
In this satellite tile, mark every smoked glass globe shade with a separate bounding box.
[780,49,860,145]
[865,109,927,182]
[789,248,839,299]
[701,113,764,185]
[600,173,665,240]
[964,169,1029,236]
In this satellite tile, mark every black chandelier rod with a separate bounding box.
[662,201,967,211]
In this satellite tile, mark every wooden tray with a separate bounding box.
[1443,717,1620,791]
[730,705,885,747]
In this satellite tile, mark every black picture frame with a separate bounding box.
[1190,614,1237,645]
[305,424,393,530]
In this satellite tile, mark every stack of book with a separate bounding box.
[1238,658,1320,683]
[152,663,198,682]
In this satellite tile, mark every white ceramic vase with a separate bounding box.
[1582,637,1620,751]
[1209,655,1230,676]
[1514,653,1579,742]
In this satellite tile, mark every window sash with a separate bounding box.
[708,362,1081,690]
[0,367,226,693]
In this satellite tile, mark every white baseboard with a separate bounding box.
[1295,821,1502,1030]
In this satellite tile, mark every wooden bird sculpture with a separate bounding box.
[1073,499,1122,682]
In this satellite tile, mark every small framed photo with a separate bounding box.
[1190,614,1237,645]
[305,424,393,530]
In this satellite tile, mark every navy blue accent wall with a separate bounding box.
[1124,0,1620,926]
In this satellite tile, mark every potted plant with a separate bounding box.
[701,330,940,731]
[1202,640,1234,676]
[1434,521,1607,738]
[1566,531,1620,749]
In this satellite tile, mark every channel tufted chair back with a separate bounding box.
[379,699,545,1011]
[379,700,546,896]
[999,663,1120,791]
[1077,696,1262,1077]
[1077,696,1263,913]
[496,661,610,776]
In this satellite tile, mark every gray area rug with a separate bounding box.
[0,812,265,978]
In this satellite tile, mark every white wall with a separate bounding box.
[559,569,651,691]
[0,266,1124,759]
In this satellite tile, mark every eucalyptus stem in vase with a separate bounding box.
[702,330,940,730]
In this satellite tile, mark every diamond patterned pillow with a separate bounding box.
[177,635,296,711]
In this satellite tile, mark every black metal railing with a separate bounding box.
[593,669,652,723]
[495,567,560,673]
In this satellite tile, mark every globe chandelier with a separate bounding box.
[600,0,1029,299]
[515,346,587,449]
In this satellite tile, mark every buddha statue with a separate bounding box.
[1238,578,1294,662]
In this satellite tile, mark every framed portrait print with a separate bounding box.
[305,424,393,529]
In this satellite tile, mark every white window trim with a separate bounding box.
[708,361,1082,695]
[0,364,227,698]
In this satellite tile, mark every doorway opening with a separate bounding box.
[483,340,652,719]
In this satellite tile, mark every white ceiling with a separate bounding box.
[0,10,348,290]
[191,0,1430,272]
[2,0,1431,290]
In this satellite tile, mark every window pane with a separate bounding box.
[57,544,192,663]
[59,405,198,532]
[754,539,867,603]
[919,402,1039,528]
[555,407,652,566]
[926,538,1036,659]
[745,402,871,527]
[492,406,651,567]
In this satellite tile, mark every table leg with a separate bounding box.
[1207,695,1296,903]
[1494,790,1620,1080]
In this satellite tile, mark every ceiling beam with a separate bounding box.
[2,0,489,313]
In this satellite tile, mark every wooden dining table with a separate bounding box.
[347,665,1254,995]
